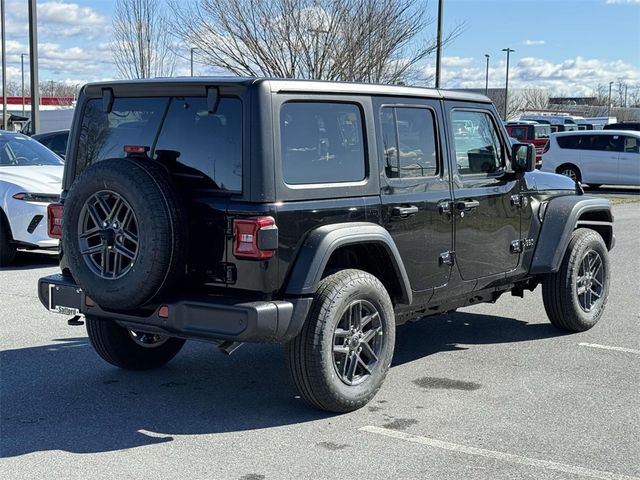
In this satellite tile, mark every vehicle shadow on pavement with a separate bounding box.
[0,251,58,271]
[392,311,566,367]
[0,312,564,458]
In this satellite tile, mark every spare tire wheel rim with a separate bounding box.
[128,330,169,348]
[78,190,139,280]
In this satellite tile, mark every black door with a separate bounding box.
[376,98,453,293]
[445,104,521,280]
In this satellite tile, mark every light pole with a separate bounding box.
[607,81,614,119]
[28,0,39,134]
[502,48,515,120]
[484,54,490,96]
[190,48,196,77]
[434,0,443,88]
[1,0,7,130]
[21,53,27,115]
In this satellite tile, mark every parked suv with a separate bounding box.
[504,122,550,166]
[39,78,614,412]
[542,130,640,187]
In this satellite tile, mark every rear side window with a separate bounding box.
[381,106,438,178]
[76,96,242,192]
[556,135,581,149]
[280,102,365,185]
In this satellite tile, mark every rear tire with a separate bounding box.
[557,164,582,183]
[542,228,610,332]
[287,269,395,413]
[86,316,186,370]
[0,212,17,267]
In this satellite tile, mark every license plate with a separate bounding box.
[48,283,82,315]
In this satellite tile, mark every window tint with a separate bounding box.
[77,97,168,173]
[155,97,242,192]
[582,134,621,152]
[50,133,68,155]
[556,135,581,149]
[381,107,438,178]
[280,102,365,185]
[77,96,242,192]
[451,110,503,175]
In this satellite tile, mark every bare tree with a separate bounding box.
[112,0,177,79]
[170,0,463,84]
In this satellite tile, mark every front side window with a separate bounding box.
[451,110,504,175]
[280,102,365,185]
[381,106,438,178]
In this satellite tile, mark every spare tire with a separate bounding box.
[62,157,187,309]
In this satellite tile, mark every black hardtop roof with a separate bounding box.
[81,77,491,103]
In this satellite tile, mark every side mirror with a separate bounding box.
[511,143,536,173]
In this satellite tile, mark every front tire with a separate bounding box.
[0,212,17,267]
[542,228,610,332]
[288,269,395,413]
[86,316,186,370]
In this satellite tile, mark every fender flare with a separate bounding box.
[285,222,413,305]
[530,196,613,274]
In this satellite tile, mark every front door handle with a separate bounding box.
[456,200,480,212]
[392,205,419,218]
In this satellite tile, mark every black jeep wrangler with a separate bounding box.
[39,78,613,413]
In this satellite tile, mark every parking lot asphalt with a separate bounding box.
[1,202,639,480]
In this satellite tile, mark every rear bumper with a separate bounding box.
[38,274,312,343]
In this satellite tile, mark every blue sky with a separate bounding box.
[2,0,639,96]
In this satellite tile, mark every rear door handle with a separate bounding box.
[456,200,480,212]
[392,205,419,218]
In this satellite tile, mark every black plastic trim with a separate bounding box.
[285,222,413,304]
[38,274,312,343]
[530,196,613,274]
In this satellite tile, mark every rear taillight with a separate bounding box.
[232,217,277,259]
[48,203,64,239]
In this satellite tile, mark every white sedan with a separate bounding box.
[0,131,64,266]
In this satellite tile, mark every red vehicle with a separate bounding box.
[505,123,551,167]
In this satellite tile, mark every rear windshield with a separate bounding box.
[534,125,551,139]
[76,96,242,192]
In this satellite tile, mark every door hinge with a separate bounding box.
[439,250,455,266]
[510,240,523,253]
[510,194,528,208]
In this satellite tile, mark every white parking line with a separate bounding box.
[578,343,640,355]
[360,426,639,480]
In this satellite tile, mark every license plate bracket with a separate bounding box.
[48,283,82,316]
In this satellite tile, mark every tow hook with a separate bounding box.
[67,315,85,326]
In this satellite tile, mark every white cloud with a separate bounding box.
[3,0,109,39]
[606,0,640,4]
[524,40,545,46]
[442,56,474,67]
[425,55,640,96]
